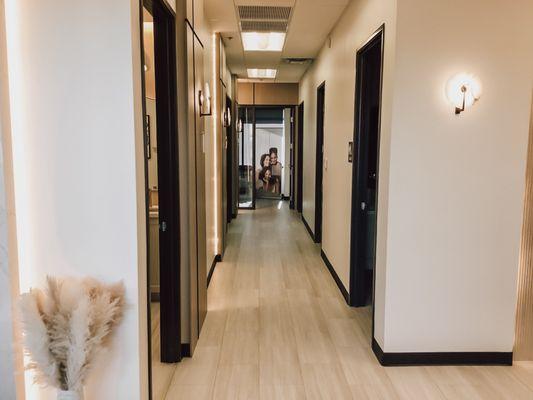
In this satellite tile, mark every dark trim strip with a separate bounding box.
[301,215,315,242]
[185,18,204,48]
[372,338,513,366]
[150,292,160,302]
[207,254,222,287]
[320,250,349,304]
[180,343,191,358]
[237,103,298,108]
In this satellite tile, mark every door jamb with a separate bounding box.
[141,2,181,394]
[349,25,385,325]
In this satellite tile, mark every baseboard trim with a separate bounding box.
[320,250,350,305]
[372,338,513,366]
[301,215,315,242]
[207,254,222,288]
[181,343,191,358]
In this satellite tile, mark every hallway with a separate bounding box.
[161,202,533,399]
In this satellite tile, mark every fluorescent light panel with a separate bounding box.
[242,32,285,51]
[247,69,277,79]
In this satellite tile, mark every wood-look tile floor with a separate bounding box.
[159,200,533,399]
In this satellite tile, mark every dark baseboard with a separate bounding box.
[207,254,222,287]
[181,343,191,358]
[320,250,350,304]
[372,338,513,366]
[301,215,315,242]
[150,292,160,302]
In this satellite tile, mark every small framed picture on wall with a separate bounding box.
[145,114,151,159]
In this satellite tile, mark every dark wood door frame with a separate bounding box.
[297,102,304,213]
[315,83,325,243]
[141,0,181,373]
[237,105,296,209]
[252,105,295,204]
[349,25,385,312]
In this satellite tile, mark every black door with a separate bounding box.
[315,83,325,243]
[143,0,181,363]
[289,108,295,209]
[349,27,384,308]
[226,96,233,222]
[297,102,304,213]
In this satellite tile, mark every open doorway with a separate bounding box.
[141,0,181,398]
[255,107,292,204]
[349,26,384,310]
[315,83,325,243]
[237,105,294,209]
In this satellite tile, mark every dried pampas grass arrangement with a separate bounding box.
[19,277,125,400]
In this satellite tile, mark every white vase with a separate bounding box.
[57,390,84,400]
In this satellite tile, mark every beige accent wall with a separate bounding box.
[182,0,231,352]
[237,82,299,105]
[143,9,156,100]
[515,94,533,360]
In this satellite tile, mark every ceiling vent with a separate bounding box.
[241,20,288,32]
[238,6,292,21]
[282,57,314,65]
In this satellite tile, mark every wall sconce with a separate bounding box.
[222,107,232,128]
[199,82,212,117]
[446,73,482,115]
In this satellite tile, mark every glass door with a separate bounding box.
[238,106,255,208]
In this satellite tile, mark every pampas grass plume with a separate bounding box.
[19,277,125,391]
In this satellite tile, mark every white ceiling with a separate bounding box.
[204,0,350,82]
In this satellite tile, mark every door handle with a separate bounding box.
[160,221,167,232]
[361,202,366,211]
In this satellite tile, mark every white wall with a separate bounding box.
[0,102,17,400]
[299,0,398,346]
[383,0,533,352]
[300,0,533,354]
[0,1,21,397]
[4,0,148,399]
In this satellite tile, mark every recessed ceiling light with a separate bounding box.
[242,32,285,52]
[247,69,277,79]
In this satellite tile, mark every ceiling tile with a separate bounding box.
[205,0,349,82]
